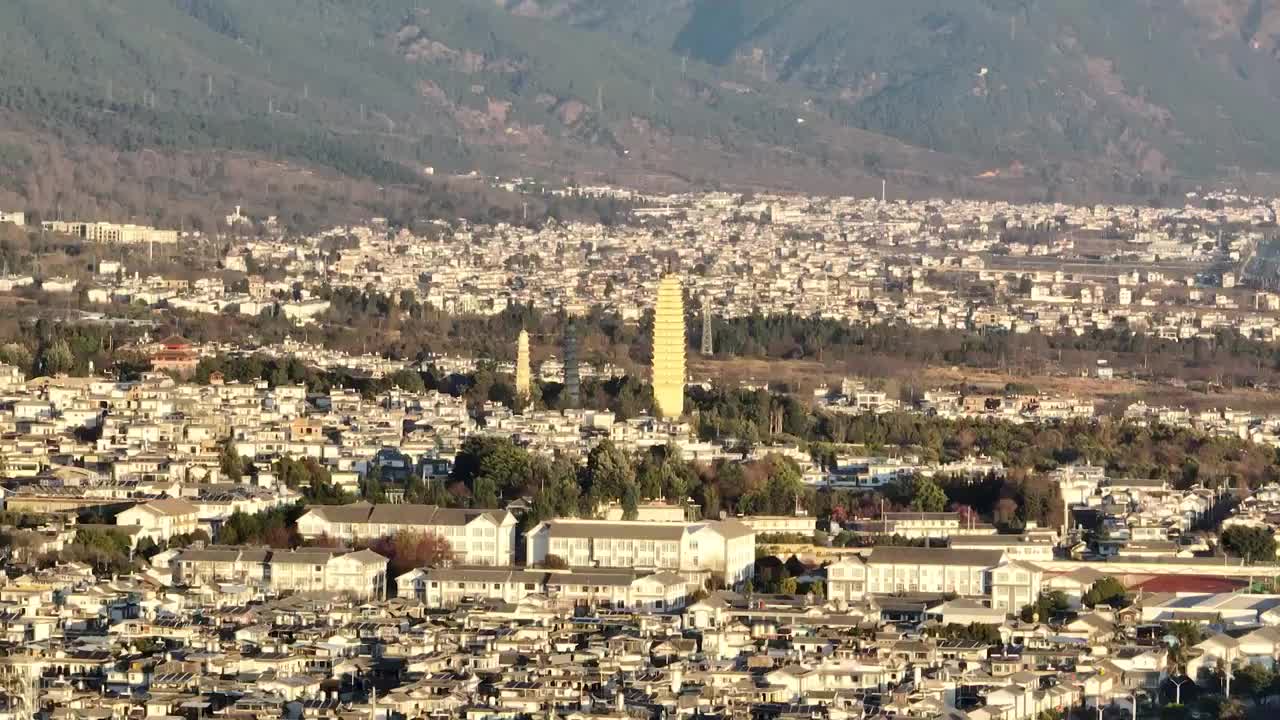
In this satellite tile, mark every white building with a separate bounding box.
[116,498,201,544]
[296,503,517,566]
[524,518,756,587]
[863,547,1005,596]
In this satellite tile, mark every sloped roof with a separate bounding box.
[867,546,1004,568]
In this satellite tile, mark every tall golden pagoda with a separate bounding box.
[515,329,532,400]
[652,275,686,419]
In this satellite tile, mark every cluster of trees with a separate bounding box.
[0,318,146,379]
[1082,576,1128,608]
[219,505,306,547]
[930,622,1003,645]
[820,471,1062,534]
[1219,525,1278,563]
[688,387,808,445]
[55,526,213,571]
[275,457,354,504]
[809,413,1279,491]
[445,435,805,523]
[365,530,453,579]
[1020,590,1070,623]
[700,316,1280,389]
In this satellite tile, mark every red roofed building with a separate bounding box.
[151,335,199,377]
[1134,574,1247,594]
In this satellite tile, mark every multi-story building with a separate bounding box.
[524,519,756,587]
[825,556,868,603]
[989,560,1046,613]
[42,220,178,245]
[173,546,387,599]
[172,547,270,586]
[739,515,817,537]
[296,503,517,566]
[853,511,993,540]
[863,547,1005,596]
[395,566,689,611]
[950,533,1055,562]
[115,498,200,543]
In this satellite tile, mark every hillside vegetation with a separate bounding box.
[512,0,1280,191]
[3,0,1280,221]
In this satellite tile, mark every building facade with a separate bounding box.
[525,518,755,586]
[115,498,200,543]
[864,547,1006,596]
[174,546,388,599]
[296,503,517,566]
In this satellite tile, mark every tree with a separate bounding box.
[40,338,75,375]
[368,530,452,576]
[135,536,163,560]
[1167,621,1205,672]
[543,553,569,570]
[219,441,245,481]
[621,482,640,520]
[778,576,798,595]
[1082,576,1128,608]
[1020,590,1069,622]
[1216,698,1246,720]
[583,440,635,510]
[738,455,805,515]
[360,466,387,503]
[909,477,948,513]
[1221,526,1277,562]
[1230,661,1273,698]
[452,436,532,504]
[937,622,1002,645]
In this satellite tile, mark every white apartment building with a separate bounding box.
[115,498,201,543]
[990,560,1046,612]
[296,503,517,566]
[173,547,388,600]
[739,515,817,537]
[524,519,756,586]
[826,556,868,603]
[854,511,993,540]
[950,533,1055,562]
[864,547,1006,596]
[396,566,688,611]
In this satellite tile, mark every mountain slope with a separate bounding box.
[6,0,1280,222]
[513,0,1280,191]
[0,0,985,224]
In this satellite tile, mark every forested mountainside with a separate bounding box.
[4,0,1280,224]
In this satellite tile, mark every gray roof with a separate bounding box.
[866,546,1005,568]
[951,534,1052,547]
[269,550,343,565]
[307,503,510,527]
[542,520,689,542]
